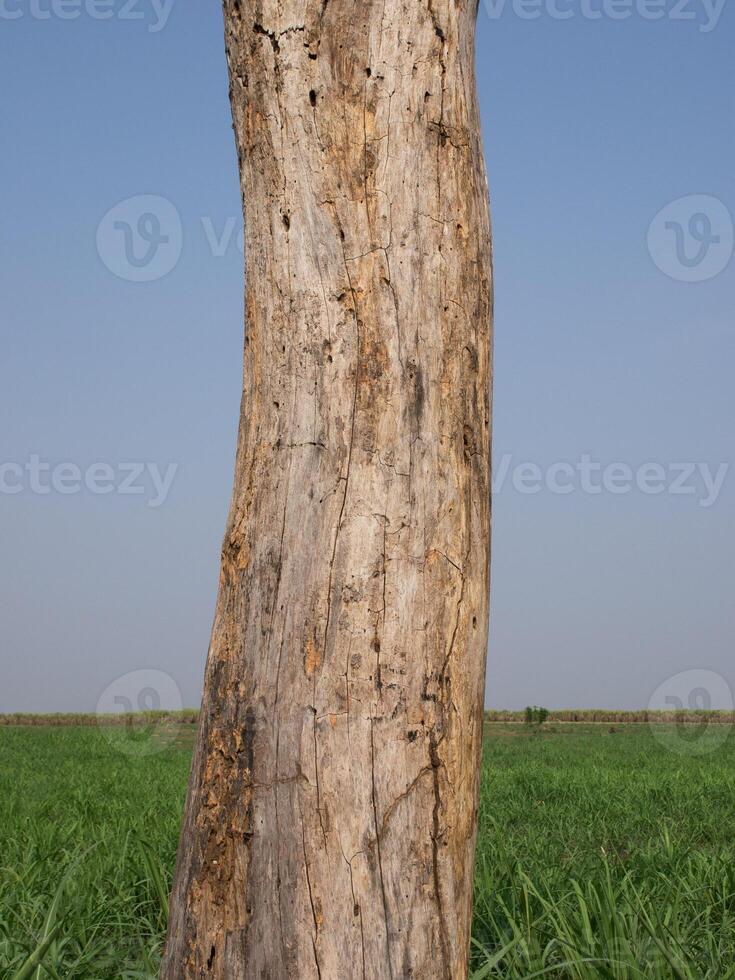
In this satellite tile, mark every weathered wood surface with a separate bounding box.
[161,0,492,975]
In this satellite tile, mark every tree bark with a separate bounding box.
[162,0,492,976]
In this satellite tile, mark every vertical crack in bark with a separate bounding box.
[274,629,287,968]
[344,632,353,743]
[438,565,465,712]
[377,507,388,691]
[426,0,448,210]
[383,91,394,181]
[341,844,367,980]
[428,732,451,976]
[312,707,328,848]
[362,78,376,244]
[370,717,394,978]
[322,227,361,657]
[381,238,404,373]
[300,810,323,979]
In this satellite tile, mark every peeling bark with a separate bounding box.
[161,0,492,975]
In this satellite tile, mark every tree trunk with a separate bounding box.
[161,0,492,975]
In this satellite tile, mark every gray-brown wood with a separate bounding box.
[161,0,492,975]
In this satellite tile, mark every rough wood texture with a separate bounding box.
[162,0,492,975]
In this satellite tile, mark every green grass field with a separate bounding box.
[1,721,734,978]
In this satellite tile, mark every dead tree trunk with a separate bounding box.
[162,0,492,975]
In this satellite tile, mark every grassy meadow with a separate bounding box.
[1,719,734,978]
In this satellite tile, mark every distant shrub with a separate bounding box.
[524,706,549,729]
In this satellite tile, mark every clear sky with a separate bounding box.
[1,1,732,713]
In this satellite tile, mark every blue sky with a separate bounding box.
[1,1,732,712]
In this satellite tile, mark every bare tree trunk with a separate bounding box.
[161,0,492,975]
